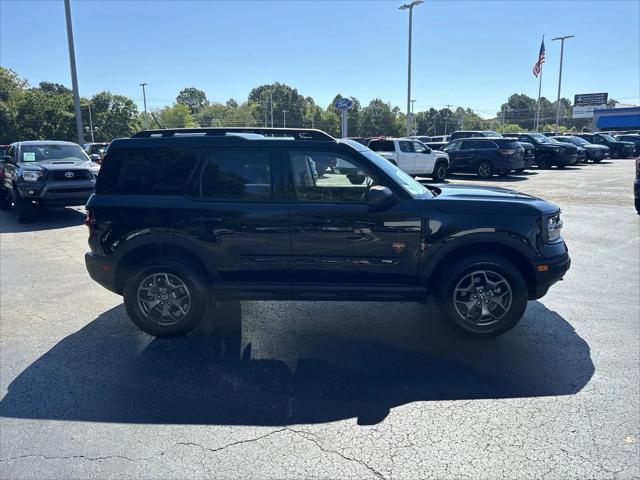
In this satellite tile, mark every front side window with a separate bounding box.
[200,150,273,201]
[399,141,414,153]
[289,151,379,203]
[444,141,461,152]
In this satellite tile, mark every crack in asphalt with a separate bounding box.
[0,454,147,463]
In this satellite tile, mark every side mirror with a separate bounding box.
[91,154,100,161]
[423,147,432,154]
[367,185,394,210]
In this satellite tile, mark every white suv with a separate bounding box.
[368,138,449,182]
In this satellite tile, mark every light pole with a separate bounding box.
[87,102,95,142]
[410,99,416,135]
[399,0,423,137]
[282,110,288,128]
[139,83,148,130]
[552,35,574,132]
[64,0,84,145]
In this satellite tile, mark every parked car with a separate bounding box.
[504,133,577,169]
[549,138,586,163]
[575,133,635,159]
[635,158,640,214]
[409,135,432,144]
[614,134,640,156]
[368,137,449,182]
[448,130,502,142]
[0,141,98,222]
[443,137,525,178]
[85,127,570,338]
[518,141,536,171]
[424,135,450,151]
[84,142,110,163]
[551,136,609,162]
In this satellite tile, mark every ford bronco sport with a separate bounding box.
[85,128,570,338]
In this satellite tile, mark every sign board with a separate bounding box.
[574,93,608,107]
[335,98,354,110]
[573,104,607,119]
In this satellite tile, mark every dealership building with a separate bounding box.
[592,106,640,131]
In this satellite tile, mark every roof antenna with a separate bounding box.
[150,112,164,129]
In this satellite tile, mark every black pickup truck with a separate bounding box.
[505,133,577,169]
[576,133,636,159]
[0,141,99,222]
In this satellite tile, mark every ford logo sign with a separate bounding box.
[335,98,354,110]
[64,171,75,178]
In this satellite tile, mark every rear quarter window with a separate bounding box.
[96,148,200,195]
[368,140,395,152]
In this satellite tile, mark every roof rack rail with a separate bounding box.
[131,127,335,141]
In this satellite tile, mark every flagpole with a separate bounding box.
[535,35,544,131]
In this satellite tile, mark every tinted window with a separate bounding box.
[200,150,272,201]
[96,148,200,195]
[462,140,494,149]
[368,140,395,152]
[399,141,414,153]
[289,151,378,203]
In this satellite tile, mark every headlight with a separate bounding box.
[546,213,563,242]
[90,164,100,177]
[22,171,43,182]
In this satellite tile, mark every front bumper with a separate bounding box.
[531,252,571,299]
[85,252,118,294]
[18,179,95,207]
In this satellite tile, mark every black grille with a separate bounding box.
[48,187,94,194]
[49,170,92,181]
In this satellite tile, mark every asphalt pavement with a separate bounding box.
[1,159,638,479]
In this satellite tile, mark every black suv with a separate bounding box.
[0,141,99,222]
[576,133,635,159]
[505,133,577,169]
[443,137,525,178]
[448,130,502,141]
[615,134,640,156]
[85,128,570,338]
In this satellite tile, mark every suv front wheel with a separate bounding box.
[434,254,528,337]
[431,161,448,182]
[123,259,209,337]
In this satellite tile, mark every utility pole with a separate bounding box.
[443,104,453,136]
[501,106,511,133]
[270,90,274,127]
[139,83,148,129]
[87,102,95,142]
[552,35,574,132]
[64,0,84,145]
[282,110,288,128]
[399,1,423,137]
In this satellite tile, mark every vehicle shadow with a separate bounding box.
[0,301,593,426]
[0,207,86,234]
[448,173,530,182]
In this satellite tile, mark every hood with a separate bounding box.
[582,144,606,150]
[22,158,92,171]
[555,142,577,151]
[427,184,559,216]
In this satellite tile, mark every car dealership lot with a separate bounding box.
[1,160,638,479]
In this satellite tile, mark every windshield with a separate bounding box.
[485,131,502,137]
[599,134,616,142]
[360,150,432,198]
[21,144,88,163]
[528,133,552,144]
[568,136,589,146]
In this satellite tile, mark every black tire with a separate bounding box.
[498,170,510,177]
[434,253,528,337]
[0,192,11,210]
[431,161,447,182]
[536,155,550,169]
[514,168,525,173]
[611,150,621,159]
[123,258,210,337]
[556,164,566,169]
[592,158,603,163]
[477,161,494,179]
[13,190,36,223]
[635,198,640,215]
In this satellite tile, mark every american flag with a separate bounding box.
[533,38,545,77]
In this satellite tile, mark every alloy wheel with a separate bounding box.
[452,270,512,327]
[137,272,191,326]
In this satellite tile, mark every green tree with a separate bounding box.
[359,99,402,136]
[156,103,198,128]
[248,83,307,128]
[176,87,207,114]
[87,91,142,141]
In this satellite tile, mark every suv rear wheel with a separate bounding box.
[477,161,493,179]
[123,259,209,337]
[434,254,528,337]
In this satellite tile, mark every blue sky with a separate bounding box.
[1,0,639,118]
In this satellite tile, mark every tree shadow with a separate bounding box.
[0,207,86,233]
[0,300,593,426]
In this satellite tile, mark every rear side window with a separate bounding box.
[96,148,200,195]
[368,140,395,152]
[198,149,273,201]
